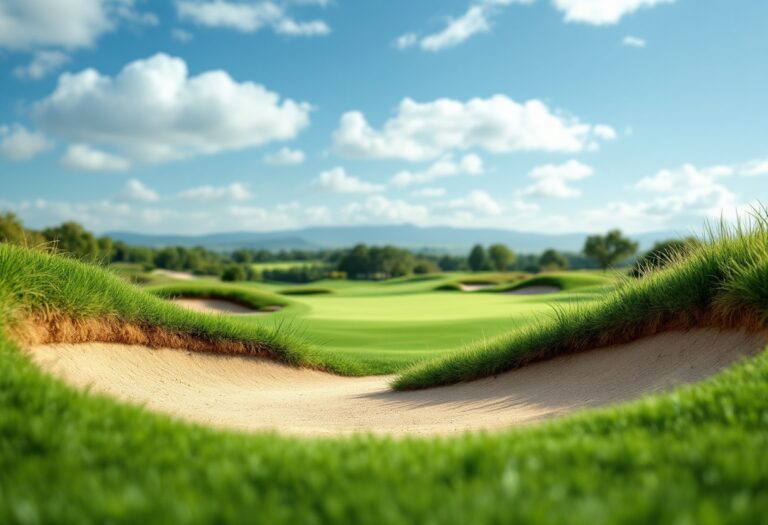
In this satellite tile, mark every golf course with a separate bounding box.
[2,0,766,520]
[2,216,768,521]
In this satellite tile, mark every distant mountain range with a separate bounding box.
[106,224,685,253]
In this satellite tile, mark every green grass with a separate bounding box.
[3,216,768,522]
[0,245,358,374]
[209,274,604,373]
[2,308,768,523]
[489,272,615,293]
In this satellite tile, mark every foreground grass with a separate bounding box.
[395,220,768,389]
[1,322,768,523]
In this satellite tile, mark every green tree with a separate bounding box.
[583,229,639,271]
[221,264,247,282]
[337,244,371,280]
[539,249,568,271]
[41,222,100,260]
[487,244,515,272]
[0,212,43,246]
[467,245,487,272]
[413,259,440,274]
[231,249,253,264]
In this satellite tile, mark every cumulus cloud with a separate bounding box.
[553,0,674,25]
[0,0,156,51]
[13,50,70,79]
[741,159,768,177]
[179,182,252,202]
[334,96,614,162]
[390,154,483,187]
[264,146,305,165]
[34,53,311,164]
[622,35,646,48]
[411,187,447,198]
[61,143,130,171]
[176,1,330,36]
[313,167,386,194]
[446,189,504,216]
[518,159,594,198]
[397,0,532,52]
[120,179,159,202]
[343,196,429,223]
[0,124,53,161]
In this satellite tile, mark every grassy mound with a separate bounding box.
[395,220,768,390]
[147,282,289,309]
[492,272,613,294]
[0,245,356,374]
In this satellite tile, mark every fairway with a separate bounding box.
[219,273,610,372]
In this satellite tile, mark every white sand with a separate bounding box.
[504,286,561,295]
[152,269,197,281]
[27,328,766,436]
[171,298,269,315]
[459,283,496,292]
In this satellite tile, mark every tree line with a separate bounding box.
[1,211,692,282]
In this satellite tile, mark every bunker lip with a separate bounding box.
[171,298,282,315]
[26,328,767,437]
[503,285,561,295]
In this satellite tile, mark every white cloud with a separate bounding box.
[179,182,252,202]
[171,28,194,42]
[0,0,155,51]
[394,32,417,49]
[120,179,159,202]
[264,146,305,165]
[579,163,739,232]
[399,0,532,52]
[313,167,386,194]
[343,196,429,223]
[176,0,330,36]
[553,0,673,25]
[622,35,646,48]
[411,187,447,198]
[446,189,503,216]
[740,159,768,177]
[519,159,594,198]
[390,154,484,187]
[34,53,311,163]
[13,50,70,79]
[334,95,614,162]
[61,144,130,171]
[0,124,53,161]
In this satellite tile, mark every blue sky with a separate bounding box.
[1,0,766,235]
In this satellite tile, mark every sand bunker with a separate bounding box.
[152,269,197,281]
[504,285,561,295]
[459,283,496,292]
[27,328,766,436]
[171,298,279,315]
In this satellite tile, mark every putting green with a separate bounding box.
[237,273,613,372]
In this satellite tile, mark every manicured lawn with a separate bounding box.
[149,273,610,373]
